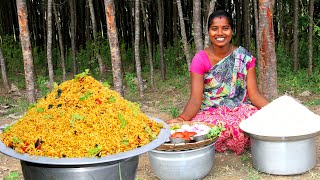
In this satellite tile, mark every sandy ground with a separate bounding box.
[1,95,320,180]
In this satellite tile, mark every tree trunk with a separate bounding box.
[253,0,260,65]
[0,47,10,92]
[176,0,192,68]
[134,0,144,98]
[258,0,278,100]
[243,0,250,51]
[88,0,105,77]
[235,0,242,46]
[204,0,216,48]
[104,0,124,96]
[193,0,203,52]
[141,1,154,88]
[16,0,36,103]
[47,0,54,88]
[53,2,66,82]
[157,0,166,80]
[308,0,314,74]
[69,0,77,75]
[293,0,298,73]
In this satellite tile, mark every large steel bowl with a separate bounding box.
[148,143,215,180]
[0,116,170,180]
[248,133,318,175]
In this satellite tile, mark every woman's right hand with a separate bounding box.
[165,117,184,124]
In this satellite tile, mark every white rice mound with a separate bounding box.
[239,95,320,137]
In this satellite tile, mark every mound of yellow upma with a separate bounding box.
[1,72,163,158]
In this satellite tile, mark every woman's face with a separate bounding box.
[208,16,233,48]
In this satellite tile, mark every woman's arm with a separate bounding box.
[246,67,269,108]
[166,72,204,124]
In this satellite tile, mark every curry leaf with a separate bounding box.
[107,95,116,103]
[79,91,92,101]
[88,144,102,156]
[118,114,127,128]
[74,69,90,80]
[36,108,44,113]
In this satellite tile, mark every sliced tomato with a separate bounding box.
[171,132,185,138]
[184,132,196,137]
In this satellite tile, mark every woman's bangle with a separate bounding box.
[178,115,187,121]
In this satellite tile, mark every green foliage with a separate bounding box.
[125,73,137,93]
[37,76,50,97]
[167,106,180,118]
[4,171,19,180]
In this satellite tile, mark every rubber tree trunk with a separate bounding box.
[53,2,66,81]
[204,0,216,48]
[308,0,314,75]
[157,0,166,81]
[293,0,299,73]
[258,0,278,100]
[134,0,144,98]
[69,0,77,75]
[176,0,191,68]
[46,0,54,88]
[104,0,124,96]
[0,47,10,92]
[88,0,105,77]
[141,1,154,88]
[193,0,203,52]
[16,0,36,103]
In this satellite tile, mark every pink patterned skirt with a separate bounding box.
[191,104,259,155]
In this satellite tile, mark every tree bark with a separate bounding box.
[253,0,260,65]
[204,0,216,48]
[53,1,66,82]
[88,0,105,76]
[16,0,36,103]
[157,0,166,80]
[47,0,54,88]
[176,0,192,68]
[243,0,250,51]
[235,0,242,46]
[258,0,278,100]
[69,0,77,75]
[104,0,124,96]
[0,47,10,92]
[141,1,154,88]
[193,0,203,52]
[293,0,299,73]
[308,0,314,74]
[134,0,144,98]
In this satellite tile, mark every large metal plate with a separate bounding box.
[0,116,170,165]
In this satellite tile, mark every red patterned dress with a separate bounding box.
[190,47,259,155]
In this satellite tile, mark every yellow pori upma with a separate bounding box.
[1,73,163,158]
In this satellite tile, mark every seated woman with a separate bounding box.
[166,10,269,155]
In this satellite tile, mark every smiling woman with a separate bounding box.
[166,10,269,155]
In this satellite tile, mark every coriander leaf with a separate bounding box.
[74,69,90,80]
[3,125,11,133]
[121,139,129,146]
[107,95,116,103]
[79,91,92,101]
[36,108,44,112]
[118,114,127,128]
[103,81,111,88]
[88,144,102,156]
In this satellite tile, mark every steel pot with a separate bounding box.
[249,133,317,175]
[21,156,138,180]
[0,117,170,180]
[148,143,215,180]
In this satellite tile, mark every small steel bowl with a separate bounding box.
[169,137,190,144]
[193,134,208,142]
